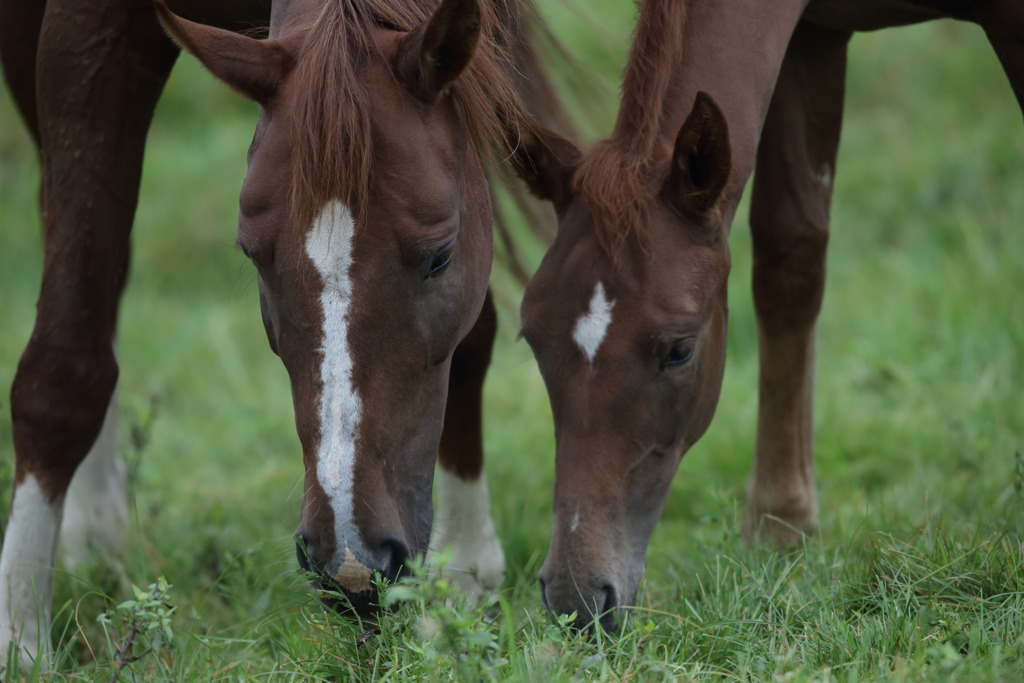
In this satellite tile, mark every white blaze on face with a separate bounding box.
[304,200,371,571]
[572,281,616,364]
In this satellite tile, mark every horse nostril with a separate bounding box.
[599,582,617,612]
[538,576,549,610]
[597,582,621,633]
[372,535,410,582]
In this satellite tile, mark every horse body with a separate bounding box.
[518,0,1022,628]
[0,0,544,667]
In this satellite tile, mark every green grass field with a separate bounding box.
[1,4,1022,681]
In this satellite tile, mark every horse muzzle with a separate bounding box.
[295,527,411,616]
[537,563,629,632]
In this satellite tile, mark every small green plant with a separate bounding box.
[381,551,504,681]
[97,576,175,682]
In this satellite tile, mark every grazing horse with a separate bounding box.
[0,0,551,667]
[516,0,1023,630]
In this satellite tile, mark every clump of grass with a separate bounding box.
[285,553,679,681]
[381,553,507,680]
[291,553,513,680]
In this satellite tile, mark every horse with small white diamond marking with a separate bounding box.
[514,0,1023,630]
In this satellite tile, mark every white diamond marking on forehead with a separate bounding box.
[572,281,615,364]
[305,200,368,565]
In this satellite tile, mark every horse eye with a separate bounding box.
[661,338,696,370]
[426,247,453,279]
[237,239,273,268]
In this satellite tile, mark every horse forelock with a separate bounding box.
[574,0,688,260]
[573,141,657,260]
[288,0,527,235]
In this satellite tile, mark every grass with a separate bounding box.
[1,4,1023,681]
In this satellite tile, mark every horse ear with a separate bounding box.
[395,0,481,103]
[153,0,297,104]
[510,124,581,211]
[664,92,732,216]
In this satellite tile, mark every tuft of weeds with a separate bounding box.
[97,577,175,682]
[381,553,505,680]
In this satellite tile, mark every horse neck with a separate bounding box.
[660,0,809,204]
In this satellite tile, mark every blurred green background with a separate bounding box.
[0,2,1021,678]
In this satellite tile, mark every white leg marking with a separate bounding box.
[572,282,615,364]
[304,200,373,581]
[60,391,128,567]
[0,475,63,671]
[429,468,505,603]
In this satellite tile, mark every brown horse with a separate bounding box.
[0,0,554,667]
[516,0,1023,630]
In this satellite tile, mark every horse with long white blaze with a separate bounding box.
[516,0,1023,630]
[0,0,555,667]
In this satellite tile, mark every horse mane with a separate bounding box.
[288,0,527,232]
[573,0,688,258]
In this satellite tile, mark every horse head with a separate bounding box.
[516,92,734,630]
[156,0,500,614]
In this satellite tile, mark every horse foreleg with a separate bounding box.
[430,290,504,601]
[743,21,851,548]
[59,387,129,568]
[0,0,178,669]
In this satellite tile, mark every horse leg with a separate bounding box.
[743,21,851,548]
[59,387,129,568]
[974,0,1024,111]
[430,290,504,601]
[1,0,131,576]
[0,0,178,667]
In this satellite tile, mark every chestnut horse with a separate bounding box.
[516,0,1023,629]
[0,0,555,667]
